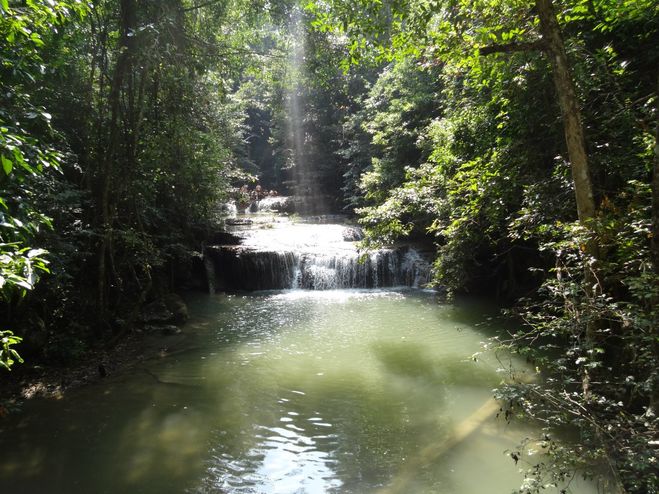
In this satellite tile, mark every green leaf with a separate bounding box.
[27,248,47,258]
[16,280,32,290]
[0,0,9,13]
[1,156,12,175]
[30,33,44,47]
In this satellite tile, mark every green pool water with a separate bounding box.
[0,289,597,493]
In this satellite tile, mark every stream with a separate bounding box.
[0,215,598,493]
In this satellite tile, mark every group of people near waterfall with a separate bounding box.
[236,184,279,206]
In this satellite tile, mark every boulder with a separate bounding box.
[141,293,188,326]
[342,226,364,242]
[140,300,174,325]
[163,293,189,324]
[160,325,182,336]
[142,324,179,335]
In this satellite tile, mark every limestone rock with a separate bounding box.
[342,226,364,242]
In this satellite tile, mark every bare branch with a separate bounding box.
[478,40,546,56]
[183,0,223,13]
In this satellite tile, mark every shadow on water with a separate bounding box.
[0,375,213,494]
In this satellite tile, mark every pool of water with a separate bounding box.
[0,290,596,493]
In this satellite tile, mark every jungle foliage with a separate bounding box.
[1,0,657,492]
[0,0,300,364]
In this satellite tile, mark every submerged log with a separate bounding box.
[378,398,501,494]
[380,370,538,493]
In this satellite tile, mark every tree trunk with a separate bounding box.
[650,72,659,416]
[653,72,659,286]
[535,0,597,224]
[536,0,601,400]
[97,0,137,322]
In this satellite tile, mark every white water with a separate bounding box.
[215,216,432,290]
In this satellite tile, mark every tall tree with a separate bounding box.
[96,0,137,322]
[535,0,595,223]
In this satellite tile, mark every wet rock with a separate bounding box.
[140,300,174,324]
[226,218,253,226]
[142,324,180,335]
[141,294,188,326]
[342,227,364,242]
[163,293,188,324]
[143,324,165,333]
[160,325,182,336]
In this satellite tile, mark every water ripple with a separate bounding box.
[205,418,341,494]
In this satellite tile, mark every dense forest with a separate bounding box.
[1,0,657,492]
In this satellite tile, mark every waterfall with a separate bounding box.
[203,249,217,295]
[205,219,433,291]
[205,245,432,291]
[294,249,431,290]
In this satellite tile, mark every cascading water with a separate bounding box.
[206,218,432,291]
[294,248,430,289]
[207,9,432,292]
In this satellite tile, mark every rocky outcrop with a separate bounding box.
[140,300,173,324]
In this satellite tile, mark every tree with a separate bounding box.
[0,0,87,368]
[1,0,279,362]
[309,0,598,230]
[95,0,137,322]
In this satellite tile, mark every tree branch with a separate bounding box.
[183,0,223,12]
[479,40,546,56]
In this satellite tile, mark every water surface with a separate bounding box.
[0,290,594,493]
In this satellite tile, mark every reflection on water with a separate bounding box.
[0,290,595,494]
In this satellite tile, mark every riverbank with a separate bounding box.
[0,327,193,415]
